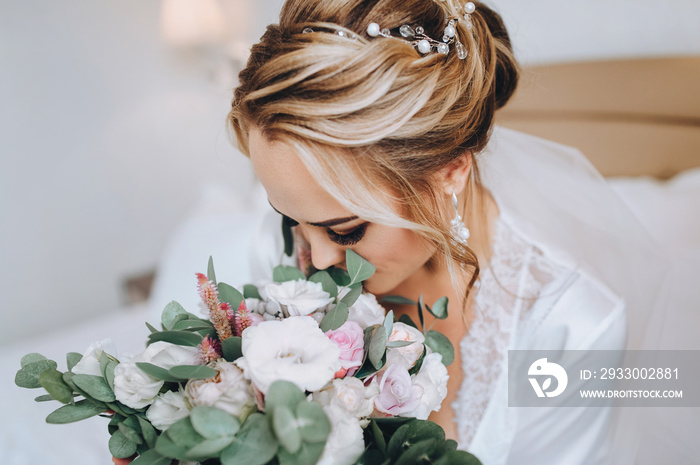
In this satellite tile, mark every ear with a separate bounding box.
[436,151,472,196]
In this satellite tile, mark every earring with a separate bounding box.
[450,192,470,245]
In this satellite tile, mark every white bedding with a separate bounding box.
[1,171,698,465]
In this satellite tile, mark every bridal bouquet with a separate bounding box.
[15,250,480,465]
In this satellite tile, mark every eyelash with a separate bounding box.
[282,215,367,246]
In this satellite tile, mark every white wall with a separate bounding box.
[1,0,698,345]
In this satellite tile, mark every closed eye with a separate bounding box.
[327,224,368,246]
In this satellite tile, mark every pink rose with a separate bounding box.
[374,364,423,416]
[249,313,265,327]
[326,321,365,377]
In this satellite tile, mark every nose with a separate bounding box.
[304,229,346,271]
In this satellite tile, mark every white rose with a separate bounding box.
[71,339,117,376]
[314,377,375,420]
[113,361,164,409]
[264,280,333,317]
[185,359,255,418]
[235,316,341,393]
[410,353,449,420]
[342,290,386,328]
[386,322,425,369]
[316,404,365,465]
[137,341,199,368]
[146,389,190,430]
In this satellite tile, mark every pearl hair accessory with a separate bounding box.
[450,192,471,246]
[302,1,476,60]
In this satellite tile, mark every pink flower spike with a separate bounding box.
[199,335,222,364]
[234,301,252,337]
[196,273,219,310]
[211,302,234,341]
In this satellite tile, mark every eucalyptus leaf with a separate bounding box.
[15,359,58,389]
[34,394,56,402]
[424,330,455,366]
[427,296,449,319]
[296,401,330,443]
[408,346,427,376]
[273,405,301,453]
[277,440,325,465]
[118,421,144,445]
[169,364,218,380]
[417,295,425,332]
[398,314,418,329]
[66,352,82,371]
[137,416,158,449]
[145,321,159,334]
[320,302,349,332]
[369,326,388,370]
[380,295,417,306]
[309,270,338,298]
[243,284,262,300]
[265,380,306,412]
[172,319,213,331]
[72,374,116,402]
[104,360,118,391]
[161,301,189,330]
[433,449,483,465]
[370,419,387,454]
[38,369,73,404]
[135,362,183,382]
[327,267,351,286]
[273,265,306,283]
[282,215,294,257]
[339,285,362,307]
[394,438,439,465]
[109,430,138,459]
[190,406,240,439]
[148,330,203,347]
[21,353,48,367]
[386,340,414,348]
[155,430,189,460]
[220,413,278,465]
[130,449,172,465]
[46,399,106,424]
[346,249,376,285]
[207,256,217,284]
[186,437,235,460]
[218,282,244,311]
[383,310,394,340]
[222,336,243,362]
[166,417,205,450]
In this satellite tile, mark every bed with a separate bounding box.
[1,56,698,465]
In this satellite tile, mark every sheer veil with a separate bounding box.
[480,125,699,464]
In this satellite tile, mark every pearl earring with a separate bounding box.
[450,192,470,245]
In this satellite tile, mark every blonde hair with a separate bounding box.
[228,0,519,317]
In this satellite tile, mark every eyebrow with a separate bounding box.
[268,200,359,227]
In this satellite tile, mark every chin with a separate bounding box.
[362,273,404,297]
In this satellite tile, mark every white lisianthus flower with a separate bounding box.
[185,359,255,419]
[264,280,334,316]
[236,316,341,393]
[146,389,190,430]
[316,404,365,465]
[386,322,426,369]
[314,377,375,420]
[341,289,386,328]
[113,362,164,409]
[410,353,449,420]
[71,339,117,376]
[137,341,200,368]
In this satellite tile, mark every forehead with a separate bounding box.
[248,128,350,222]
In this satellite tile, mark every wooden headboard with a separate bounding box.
[496,56,700,179]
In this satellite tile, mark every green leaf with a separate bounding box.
[130,449,172,465]
[398,314,418,329]
[369,325,388,370]
[296,401,330,443]
[118,420,144,445]
[218,282,244,310]
[424,330,455,366]
[104,360,118,391]
[386,340,414,348]
[21,353,48,367]
[417,295,425,332]
[339,285,363,308]
[346,249,376,285]
[135,362,182,382]
[161,301,189,330]
[394,439,439,465]
[427,296,449,320]
[109,430,138,459]
[369,419,387,454]
[15,359,58,389]
[282,215,294,257]
[265,381,306,412]
[66,352,82,371]
[383,310,394,340]
[273,405,301,453]
[172,319,213,331]
[380,295,417,306]
[46,399,106,424]
[408,346,427,376]
[308,270,339,298]
[145,321,159,334]
[186,437,235,460]
[243,284,262,300]
[320,302,349,332]
[273,265,306,283]
[155,429,189,460]
[207,256,217,285]
[433,449,483,465]
[277,440,325,465]
[220,413,278,465]
[168,365,217,380]
[72,374,116,402]
[190,406,241,439]
[148,330,203,347]
[137,416,158,449]
[38,369,73,404]
[166,417,205,450]
[222,336,243,362]
[34,394,57,402]
[327,267,351,286]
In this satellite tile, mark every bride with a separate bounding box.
[223,0,697,464]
